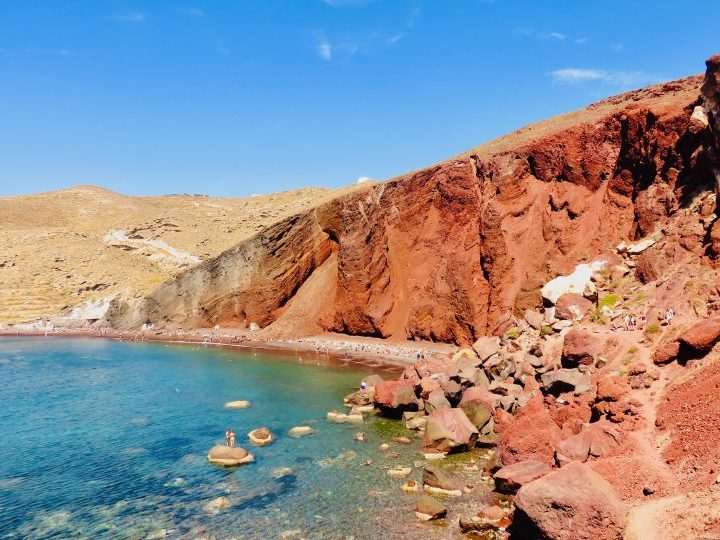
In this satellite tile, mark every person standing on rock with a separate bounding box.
[225,428,232,447]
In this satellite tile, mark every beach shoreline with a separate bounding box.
[0,327,456,372]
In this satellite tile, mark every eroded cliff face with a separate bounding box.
[106,212,334,330]
[107,67,719,345]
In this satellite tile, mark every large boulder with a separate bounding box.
[524,309,545,330]
[562,328,601,367]
[653,341,680,365]
[423,408,479,452]
[541,368,591,396]
[497,395,561,466]
[555,293,594,321]
[554,421,622,466]
[513,462,627,540]
[493,460,552,494]
[374,379,419,417]
[424,388,451,413]
[677,317,720,357]
[345,388,375,406]
[207,446,254,466]
[472,336,501,362]
[460,386,499,409]
[459,399,493,431]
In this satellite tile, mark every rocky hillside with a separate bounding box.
[0,185,359,324]
[108,61,716,346]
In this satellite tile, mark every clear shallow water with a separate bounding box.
[0,337,490,539]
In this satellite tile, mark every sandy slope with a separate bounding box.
[0,184,362,323]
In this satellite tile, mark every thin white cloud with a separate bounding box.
[387,33,403,45]
[317,40,332,60]
[515,28,588,45]
[611,42,624,52]
[182,7,203,16]
[408,5,422,27]
[112,12,145,23]
[548,68,661,88]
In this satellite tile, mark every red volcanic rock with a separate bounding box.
[554,420,622,466]
[424,408,479,452]
[658,357,720,489]
[702,54,720,153]
[497,395,561,466]
[108,70,708,346]
[459,385,500,410]
[493,460,552,494]
[417,377,441,399]
[653,341,680,365]
[373,380,418,417]
[555,293,594,321]
[677,317,720,355]
[562,328,602,367]
[635,249,662,284]
[596,375,630,402]
[513,462,627,540]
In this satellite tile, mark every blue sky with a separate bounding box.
[0,1,717,198]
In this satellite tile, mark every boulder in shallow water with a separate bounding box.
[207,445,254,466]
[423,465,460,492]
[423,408,478,452]
[288,426,314,438]
[248,427,275,446]
[415,494,447,521]
[493,460,552,494]
[387,466,412,478]
[224,400,250,409]
[374,379,419,417]
[401,479,419,493]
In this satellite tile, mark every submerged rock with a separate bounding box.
[203,496,231,514]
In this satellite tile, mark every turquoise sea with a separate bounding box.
[0,337,492,539]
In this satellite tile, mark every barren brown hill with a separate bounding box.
[106,70,716,345]
[0,184,362,324]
